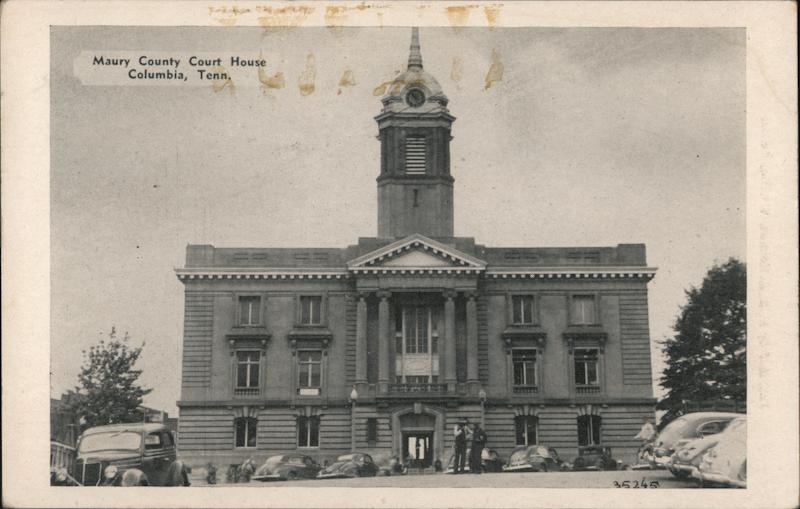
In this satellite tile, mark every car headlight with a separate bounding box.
[56,468,68,482]
[104,465,118,479]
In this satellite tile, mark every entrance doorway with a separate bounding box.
[402,432,433,468]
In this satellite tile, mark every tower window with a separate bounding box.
[405,136,426,174]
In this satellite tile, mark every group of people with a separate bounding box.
[452,419,488,474]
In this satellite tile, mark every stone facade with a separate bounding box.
[176,29,657,470]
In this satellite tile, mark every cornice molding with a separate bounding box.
[486,267,657,281]
[175,269,349,281]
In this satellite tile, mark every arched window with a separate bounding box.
[234,417,257,448]
[577,415,601,446]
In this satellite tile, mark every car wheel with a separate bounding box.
[671,468,690,480]
[285,471,297,481]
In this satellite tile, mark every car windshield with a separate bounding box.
[79,431,141,453]
[337,454,357,462]
[536,446,550,457]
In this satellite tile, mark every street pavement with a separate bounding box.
[231,469,699,488]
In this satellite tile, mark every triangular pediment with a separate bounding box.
[347,234,486,273]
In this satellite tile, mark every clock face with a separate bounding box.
[406,88,426,107]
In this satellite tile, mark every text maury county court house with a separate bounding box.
[175,29,658,470]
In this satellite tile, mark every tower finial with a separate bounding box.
[408,27,423,70]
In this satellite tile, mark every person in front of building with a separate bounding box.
[469,423,488,474]
[453,420,469,474]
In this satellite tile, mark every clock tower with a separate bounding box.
[376,28,456,239]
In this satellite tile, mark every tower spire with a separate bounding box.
[408,27,423,70]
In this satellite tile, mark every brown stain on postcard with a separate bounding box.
[211,66,234,93]
[257,5,314,28]
[484,49,503,90]
[298,54,316,96]
[339,69,356,87]
[450,57,463,83]
[258,69,286,92]
[445,5,478,27]
[484,4,502,27]
[372,70,401,96]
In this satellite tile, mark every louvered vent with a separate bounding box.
[405,136,426,174]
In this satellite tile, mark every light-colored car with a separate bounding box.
[667,434,722,479]
[252,454,321,481]
[650,412,741,469]
[502,445,563,472]
[317,453,379,478]
[692,416,746,488]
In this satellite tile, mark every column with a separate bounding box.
[377,291,391,394]
[355,293,368,388]
[466,292,479,391]
[443,290,457,391]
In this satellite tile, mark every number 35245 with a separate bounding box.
[613,480,660,488]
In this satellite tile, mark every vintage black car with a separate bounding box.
[571,445,619,471]
[502,445,564,472]
[446,448,504,473]
[68,423,190,486]
[318,453,379,478]
[252,454,321,481]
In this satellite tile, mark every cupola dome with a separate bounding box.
[381,28,449,115]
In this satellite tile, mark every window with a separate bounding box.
[571,295,596,325]
[298,350,322,395]
[512,349,537,386]
[515,416,538,446]
[236,351,260,389]
[297,416,320,447]
[300,296,322,325]
[577,415,601,446]
[144,432,163,450]
[401,306,435,354]
[239,296,261,326]
[574,348,600,386]
[163,431,175,447]
[405,135,426,174]
[366,418,378,444]
[235,417,257,448]
[512,295,536,325]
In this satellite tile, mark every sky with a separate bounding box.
[50,26,745,415]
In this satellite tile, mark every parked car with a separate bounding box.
[692,416,746,488]
[252,454,321,481]
[318,453,379,478]
[445,448,504,473]
[650,412,741,469]
[668,433,725,479]
[68,423,189,486]
[571,445,619,471]
[502,445,564,472]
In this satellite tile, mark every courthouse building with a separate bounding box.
[176,29,657,469]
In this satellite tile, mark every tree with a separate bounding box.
[657,259,746,424]
[72,327,152,429]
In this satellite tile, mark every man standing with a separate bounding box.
[453,420,468,474]
[470,423,488,474]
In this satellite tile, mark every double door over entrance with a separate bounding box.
[402,431,433,468]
